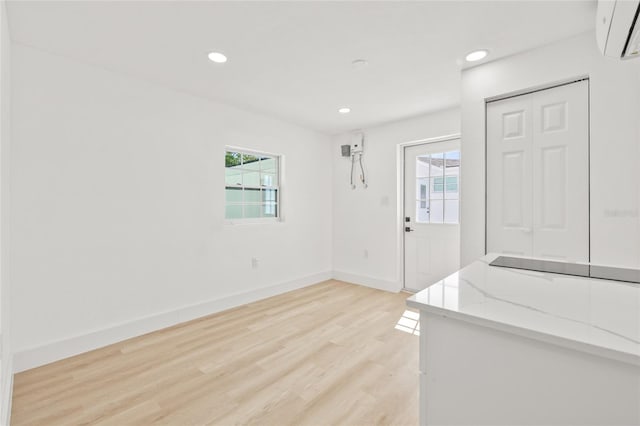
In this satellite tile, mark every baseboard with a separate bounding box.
[332,270,401,293]
[13,271,332,373]
[1,355,13,426]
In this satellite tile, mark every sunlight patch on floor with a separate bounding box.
[395,310,420,336]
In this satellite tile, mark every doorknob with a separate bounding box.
[405,227,414,232]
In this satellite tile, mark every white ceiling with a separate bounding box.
[6,1,597,134]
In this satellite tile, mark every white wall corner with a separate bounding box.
[332,270,402,293]
[12,271,332,373]
[1,355,13,426]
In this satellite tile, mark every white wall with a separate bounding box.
[332,108,460,292]
[0,0,10,421]
[10,43,333,370]
[461,32,640,267]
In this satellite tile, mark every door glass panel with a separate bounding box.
[430,199,444,223]
[444,151,460,202]
[444,200,459,223]
[432,177,445,194]
[445,176,459,200]
[414,150,460,224]
[416,155,430,177]
[429,153,444,185]
[416,198,430,223]
[429,177,444,200]
[444,151,460,172]
[416,178,429,199]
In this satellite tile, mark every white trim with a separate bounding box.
[332,270,401,293]
[398,133,461,149]
[225,145,281,159]
[13,271,332,373]
[224,217,282,226]
[396,133,462,291]
[1,356,12,426]
[396,145,405,290]
[485,75,589,103]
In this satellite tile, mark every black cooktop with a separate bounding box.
[489,256,640,284]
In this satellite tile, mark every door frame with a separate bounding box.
[397,133,461,292]
[483,76,591,261]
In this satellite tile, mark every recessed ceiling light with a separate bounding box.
[465,49,488,62]
[338,107,351,114]
[351,59,369,69]
[208,52,228,63]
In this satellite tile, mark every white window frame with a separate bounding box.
[224,146,282,225]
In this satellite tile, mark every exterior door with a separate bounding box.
[486,80,589,262]
[404,139,460,292]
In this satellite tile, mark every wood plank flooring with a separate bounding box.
[11,280,419,425]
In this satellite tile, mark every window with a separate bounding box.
[432,176,458,193]
[225,149,280,221]
[416,150,460,224]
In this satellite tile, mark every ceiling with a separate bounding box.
[6,1,597,134]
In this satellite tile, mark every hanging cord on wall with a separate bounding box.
[349,153,367,190]
[358,153,367,188]
[350,154,356,189]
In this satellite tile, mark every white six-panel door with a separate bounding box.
[487,80,589,262]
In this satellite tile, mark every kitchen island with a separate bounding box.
[407,253,640,426]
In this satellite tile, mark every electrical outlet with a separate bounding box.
[363,249,369,259]
[251,257,259,269]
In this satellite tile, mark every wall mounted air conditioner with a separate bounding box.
[596,0,640,59]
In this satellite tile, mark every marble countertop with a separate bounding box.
[407,253,640,366]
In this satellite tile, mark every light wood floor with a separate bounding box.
[12,280,419,425]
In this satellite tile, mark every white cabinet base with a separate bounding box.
[419,312,640,426]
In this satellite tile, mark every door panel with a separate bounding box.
[540,145,567,229]
[486,80,589,262]
[502,151,526,227]
[487,96,533,256]
[404,140,460,292]
[532,80,589,261]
